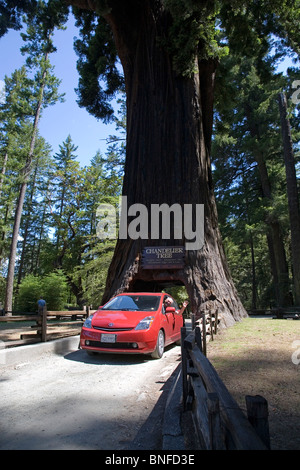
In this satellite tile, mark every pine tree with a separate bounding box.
[51,135,81,267]
[212,48,299,308]
[4,1,67,313]
[279,92,300,305]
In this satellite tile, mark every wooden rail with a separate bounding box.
[190,309,220,356]
[0,306,95,347]
[181,326,270,450]
[247,307,300,319]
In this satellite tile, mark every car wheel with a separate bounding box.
[151,329,165,359]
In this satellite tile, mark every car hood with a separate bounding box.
[91,309,156,329]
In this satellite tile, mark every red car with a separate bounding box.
[79,292,184,359]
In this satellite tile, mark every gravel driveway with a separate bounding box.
[0,340,182,450]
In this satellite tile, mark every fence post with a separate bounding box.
[208,393,225,450]
[209,310,214,341]
[181,326,188,411]
[245,395,270,449]
[38,305,47,342]
[191,313,195,330]
[214,309,219,335]
[202,311,207,356]
[195,325,202,352]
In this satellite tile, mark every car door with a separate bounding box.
[172,299,183,340]
[161,295,174,344]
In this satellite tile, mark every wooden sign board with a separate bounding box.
[142,246,185,269]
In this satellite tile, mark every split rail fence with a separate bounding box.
[0,306,94,347]
[248,307,300,319]
[181,314,270,450]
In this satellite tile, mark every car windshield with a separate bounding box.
[102,295,160,311]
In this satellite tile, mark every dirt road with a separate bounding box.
[0,342,182,450]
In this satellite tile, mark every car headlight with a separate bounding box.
[83,315,94,328]
[135,316,154,330]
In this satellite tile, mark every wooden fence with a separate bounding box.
[0,306,94,347]
[190,309,220,356]
[181,324,270,450]
[247,307,300,319]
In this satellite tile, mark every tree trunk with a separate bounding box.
[243,171,257,310]
[244,101,290,307]
[69,0,247,325]
[278,92,300,305]
[17,165,38,287]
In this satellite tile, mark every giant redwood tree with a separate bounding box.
[64,0,300,326]
[2,0,298,321]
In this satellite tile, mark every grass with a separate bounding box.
[206,316,300,450]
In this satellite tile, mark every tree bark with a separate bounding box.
[17,165,38,287]
[278,92,300,305]
[68,0,247,325]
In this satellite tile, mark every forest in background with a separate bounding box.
[0,2,299,312]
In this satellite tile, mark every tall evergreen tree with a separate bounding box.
[16,136,53,283]
[51,135,81,267]
[4,1,67,313]
[0,68,34,271]
[212,43,299,308]
[279,92,300,304]
[70,148,122,306]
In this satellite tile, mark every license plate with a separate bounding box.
[101,333,116,343]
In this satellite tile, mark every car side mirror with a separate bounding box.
[165,306,176,313]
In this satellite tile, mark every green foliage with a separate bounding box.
[20,1,66,108]
[219,0,300,59]
[71,239,116,307]
[73,10,124,121]
[41,270,68,310]
[72,0,300,114]
[162,0,225,75]
[15,274,42,311]
[0,0,37,37]
[16,270,68,311]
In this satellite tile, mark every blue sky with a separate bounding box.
[0,16,121,168]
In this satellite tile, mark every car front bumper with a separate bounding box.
[80,326,157,354]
